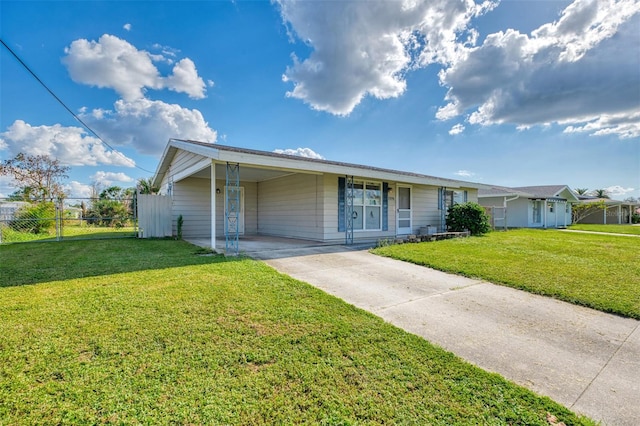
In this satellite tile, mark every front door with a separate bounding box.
[397,186,412,235]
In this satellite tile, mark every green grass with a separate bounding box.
[568,224,640,235]
[0,239,592,425]
[373,229,640,319]
[1,223,136,244]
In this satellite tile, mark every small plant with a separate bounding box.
[446,202,491,236]
[177,214,183,239]
[376,238,396,248]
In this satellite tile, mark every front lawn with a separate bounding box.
[373,229,640,319]
[0,239,592,425]
[568,224,640,235]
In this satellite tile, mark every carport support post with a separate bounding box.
[211,161,216,250]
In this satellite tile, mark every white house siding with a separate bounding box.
[478,197,505,209]
[543,201,571,228]
[509,199,533,228]
[172,177,211,239]
[257,173,324,240]
[412,185,441,233]
[212,179,258,236]
[172,152,208,183]
[157,151,209,195]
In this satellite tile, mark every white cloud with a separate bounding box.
[562,111,640,139]
[454,170,475,177]
[0,120,135,167]
[164,58,207,99]
[273,147,325,159]
[81,98,217,156]
[91,171,134,187]
[437,0,640,139]
[123,23,132,31]
[275,0,496,116]
[604,185,635,197]
[449,123,465,135]
[64,181,93,198]
[63,34,208,100]
[152,43,179,58]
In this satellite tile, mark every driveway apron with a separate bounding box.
[254,246,640,426]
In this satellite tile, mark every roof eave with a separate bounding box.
[166,140,484,189]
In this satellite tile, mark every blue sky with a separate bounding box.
[1,0,639,200]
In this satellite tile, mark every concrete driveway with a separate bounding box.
[253,245,640,426]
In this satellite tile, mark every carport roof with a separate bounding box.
[153,139,486,189]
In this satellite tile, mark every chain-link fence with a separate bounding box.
[0,197,138,244]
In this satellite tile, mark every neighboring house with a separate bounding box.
[151,140,482,248]
[478,185,579,229]
[574,196,638,224]
[0,201,29,222]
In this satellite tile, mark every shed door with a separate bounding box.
[397,186,412,235]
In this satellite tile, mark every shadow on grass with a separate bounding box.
[0,238,234,288]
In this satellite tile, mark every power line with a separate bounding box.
[0,38,155,174]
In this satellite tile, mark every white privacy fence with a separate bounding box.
[137,194,172,238]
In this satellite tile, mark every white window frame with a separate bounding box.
[352,180,382,231]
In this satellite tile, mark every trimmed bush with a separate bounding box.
[446,202,491,236]
[9,202,56,234]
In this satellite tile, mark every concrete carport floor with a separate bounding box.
[251,245,640,426]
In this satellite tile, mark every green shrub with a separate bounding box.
[446,202,491,236]
[9,202,56,234]
[177,214,184,239]
[85,200,130,227]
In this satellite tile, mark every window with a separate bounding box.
[548,202,554,213]
[445,190,467,210]
[353,180,381,230]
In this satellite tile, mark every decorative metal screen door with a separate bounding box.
[345,175,354,245]
[225,162,240,254]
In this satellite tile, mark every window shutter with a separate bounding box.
[382,182,388,231]
[438,187,443,210]
[338,177,345,232]
[464,190,468,203]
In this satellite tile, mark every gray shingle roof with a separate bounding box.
[511,185,568,198]
[479,184,578,201]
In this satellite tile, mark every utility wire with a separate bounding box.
[1,38,155,174]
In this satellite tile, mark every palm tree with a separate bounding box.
[137,177,159,195]
[592,189,610,199]
[574,188,589,195]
